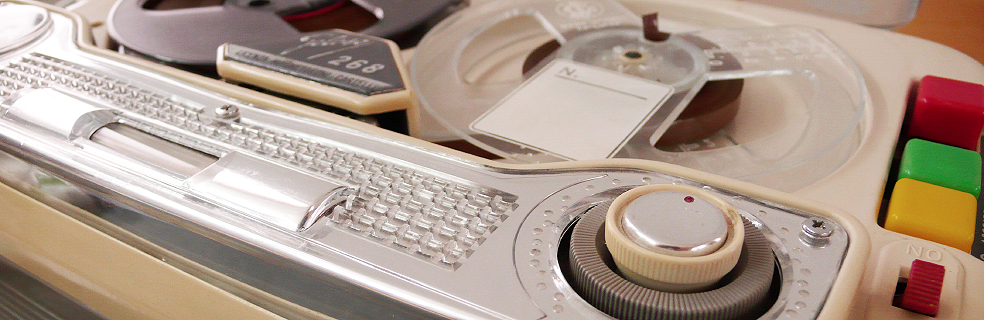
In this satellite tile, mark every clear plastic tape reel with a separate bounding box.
[0,3,52,55]
[410,0,867,191]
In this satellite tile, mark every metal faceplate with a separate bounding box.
[0,3,856,319]
[516,175,849,319]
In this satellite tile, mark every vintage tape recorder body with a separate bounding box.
[0,0,982,319]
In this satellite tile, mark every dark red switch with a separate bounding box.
[895,259,945,316]
[907,75,984,151]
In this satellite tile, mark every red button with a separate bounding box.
[907,75,984,151]
[895,259,945,316]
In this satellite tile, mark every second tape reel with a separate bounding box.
[107,0,458,68]
[409,0,866,192]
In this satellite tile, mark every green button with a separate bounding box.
[899,139,981,198]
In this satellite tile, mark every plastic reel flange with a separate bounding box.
[0,2,51,54]
[409,0,867,190]
[108,0,457,66]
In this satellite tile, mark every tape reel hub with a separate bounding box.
[553,29,706,90]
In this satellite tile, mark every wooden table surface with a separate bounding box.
[895,0,984,64]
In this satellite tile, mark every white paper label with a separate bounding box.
[470,59,674,160]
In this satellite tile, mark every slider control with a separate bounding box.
[894,259,945,317]
[1,88,116,141]
[605,184,744,292]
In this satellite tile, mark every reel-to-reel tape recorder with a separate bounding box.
[0,0,981,319]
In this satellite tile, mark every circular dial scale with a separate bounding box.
[511,170,851,320]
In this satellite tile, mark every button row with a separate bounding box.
[884,75,983,254]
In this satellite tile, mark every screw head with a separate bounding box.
[802,217,834,238]
[215,104,240,119]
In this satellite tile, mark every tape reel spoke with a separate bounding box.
[523,0,639,43]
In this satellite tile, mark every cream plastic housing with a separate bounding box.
[743,0,921,29]
[605,184,744,292]
[0,1,982,320]
[216,57,416,115]
[0,3,861,319]
[215,30,417,116]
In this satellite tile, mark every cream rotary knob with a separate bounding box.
[605,184,744,292]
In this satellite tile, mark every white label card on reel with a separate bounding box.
[470,59,674,161]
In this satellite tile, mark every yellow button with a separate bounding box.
[885,179,977,252]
